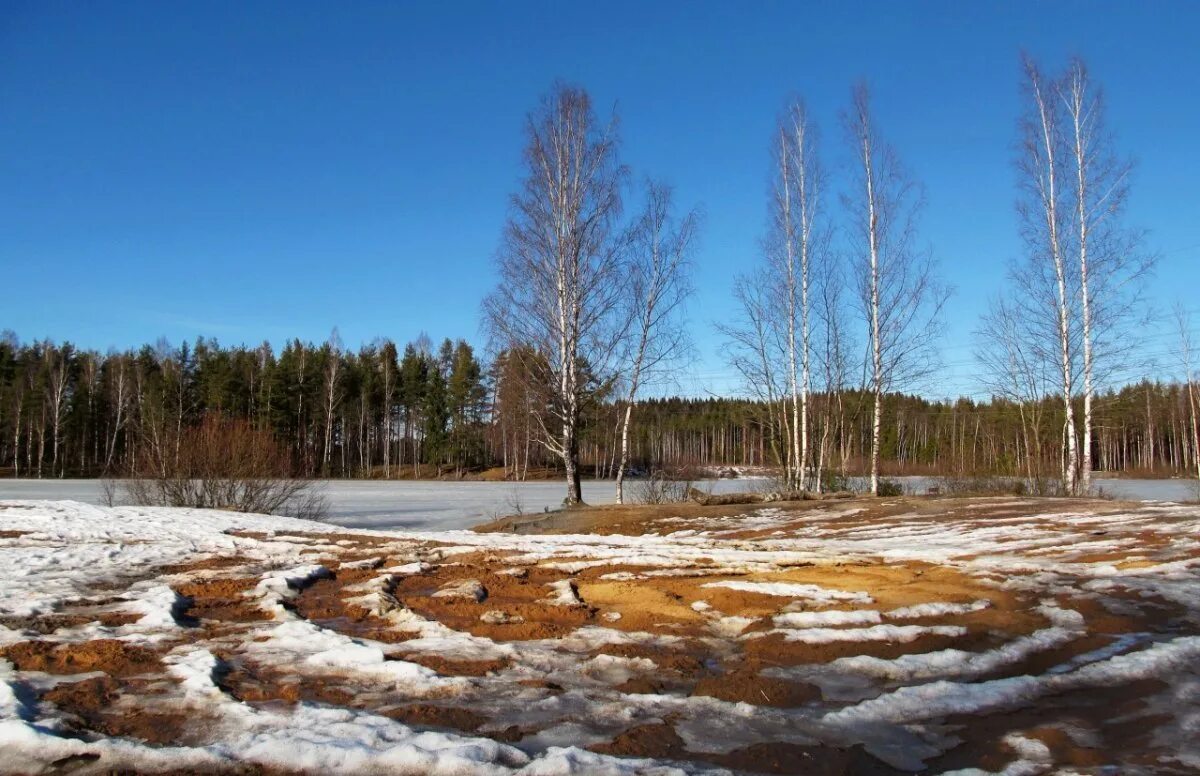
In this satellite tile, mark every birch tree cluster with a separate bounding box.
[721,85,948,495]
[979,55,1153,495]
[721,56,1161,497]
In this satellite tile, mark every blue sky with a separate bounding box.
[2,1,1197,398]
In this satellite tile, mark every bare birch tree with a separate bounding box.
[380,339,397,478]
[43,342,70,479]
[1177,305,1200,485]
[721,99,829,489]
[813,243,850,491]
[614,180,698,503]
[771,101,824,489]
[976,296,1053,484]
[321,328,343,474]
[104,351,130,472]
[1015,56,1080,494]
[718,272,789,470]
[1001,56,1152,494]
[1060,57,1154,492]
[484,84,627,505]
[1063,60,1100,495]
[844,83,947,495]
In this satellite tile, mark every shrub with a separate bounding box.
[876,478,905,497]
[819,470,850,493]
[634,465,701,504]
[117,415,327,520]
[933,475,1026,497]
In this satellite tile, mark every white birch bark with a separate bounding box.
[778,127,802,491]
[845,85,945,496]
[851,92,885,497]
[1026,60,1078,495]
[1065,63,1095,494]
[1177,306,1200,484]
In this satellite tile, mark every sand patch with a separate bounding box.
[2,639,163,676]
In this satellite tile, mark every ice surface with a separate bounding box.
[0,478,773,531]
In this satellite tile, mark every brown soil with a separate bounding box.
[480,494,1135,538]
[592,642,707,676]
[690,667,821,707]
[394,653,509,677]
[476,499,846,536]
[290,571,416,643]
[589,722,687,759]
[711,742,907,775]
[159,555,251,574]
[41,675,120,715]
[175,575,273,624]
[384,703,487,732]
[2,639,163,676]
[216,654,356,708]
[389,557,599,641]
[40,676,207,746]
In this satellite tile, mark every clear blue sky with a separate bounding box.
[2,1,1197,399]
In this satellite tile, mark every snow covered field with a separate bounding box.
[1,496,1199,774]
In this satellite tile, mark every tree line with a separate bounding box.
[0,331,488,480]
[2,329,1197,484]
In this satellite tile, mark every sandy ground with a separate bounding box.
[1,495,1199,774]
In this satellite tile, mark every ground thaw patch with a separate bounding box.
[1,496,1199,774]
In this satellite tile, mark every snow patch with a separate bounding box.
[773,609,881,628]
[884,600,991,619]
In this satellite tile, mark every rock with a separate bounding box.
[542,580,585,607]
[432,579,488,602]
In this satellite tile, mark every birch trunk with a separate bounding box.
[779,128,802,491]
[1068,65,1095,495]
[616,403,633,503]
[1029,62,1078,495]
[860,114,884,497]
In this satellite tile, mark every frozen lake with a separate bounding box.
[0,476,1193,531]
[0,478,770,531]
[871,475,1200,504]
